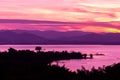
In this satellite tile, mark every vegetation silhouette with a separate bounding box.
[35,46,42,52]
[90,54,93,59]
[0,47,120,80]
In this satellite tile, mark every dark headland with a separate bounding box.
[0,47,120,80]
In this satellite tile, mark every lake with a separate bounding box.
[0,45,120,71]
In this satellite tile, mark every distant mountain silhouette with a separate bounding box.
[0,30,120,44]
[12,30,91,39]
[0,30,50,44]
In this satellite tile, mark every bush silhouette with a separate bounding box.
[35,46,42,52]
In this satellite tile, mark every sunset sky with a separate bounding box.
[0,0,120,33]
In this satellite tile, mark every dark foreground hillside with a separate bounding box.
[0,48,120,80]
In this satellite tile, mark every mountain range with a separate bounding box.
[0,30,120,45]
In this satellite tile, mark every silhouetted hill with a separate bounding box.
[12,30,90,39]
[0,30,50,44]
[1,30,120,44]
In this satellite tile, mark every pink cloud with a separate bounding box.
[0,0,120,33]
[60,7,117,19]
[0,0,120,22]
[0,19,120,33]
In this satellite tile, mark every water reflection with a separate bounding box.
[1,45,120,71]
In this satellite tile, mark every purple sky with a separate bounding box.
[0,0,120,33]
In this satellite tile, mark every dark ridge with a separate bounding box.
[1,30,120,44]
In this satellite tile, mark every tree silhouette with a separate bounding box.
[8,47,17,53]
[35,46,42,52]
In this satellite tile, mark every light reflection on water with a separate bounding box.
[0,45,120,71]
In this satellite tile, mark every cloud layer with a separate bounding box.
[0,19,120,33]
[0,0,120,33]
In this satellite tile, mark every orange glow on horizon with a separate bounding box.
[81,26,120,33]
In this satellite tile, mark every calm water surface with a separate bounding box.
[0,45,120,71]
